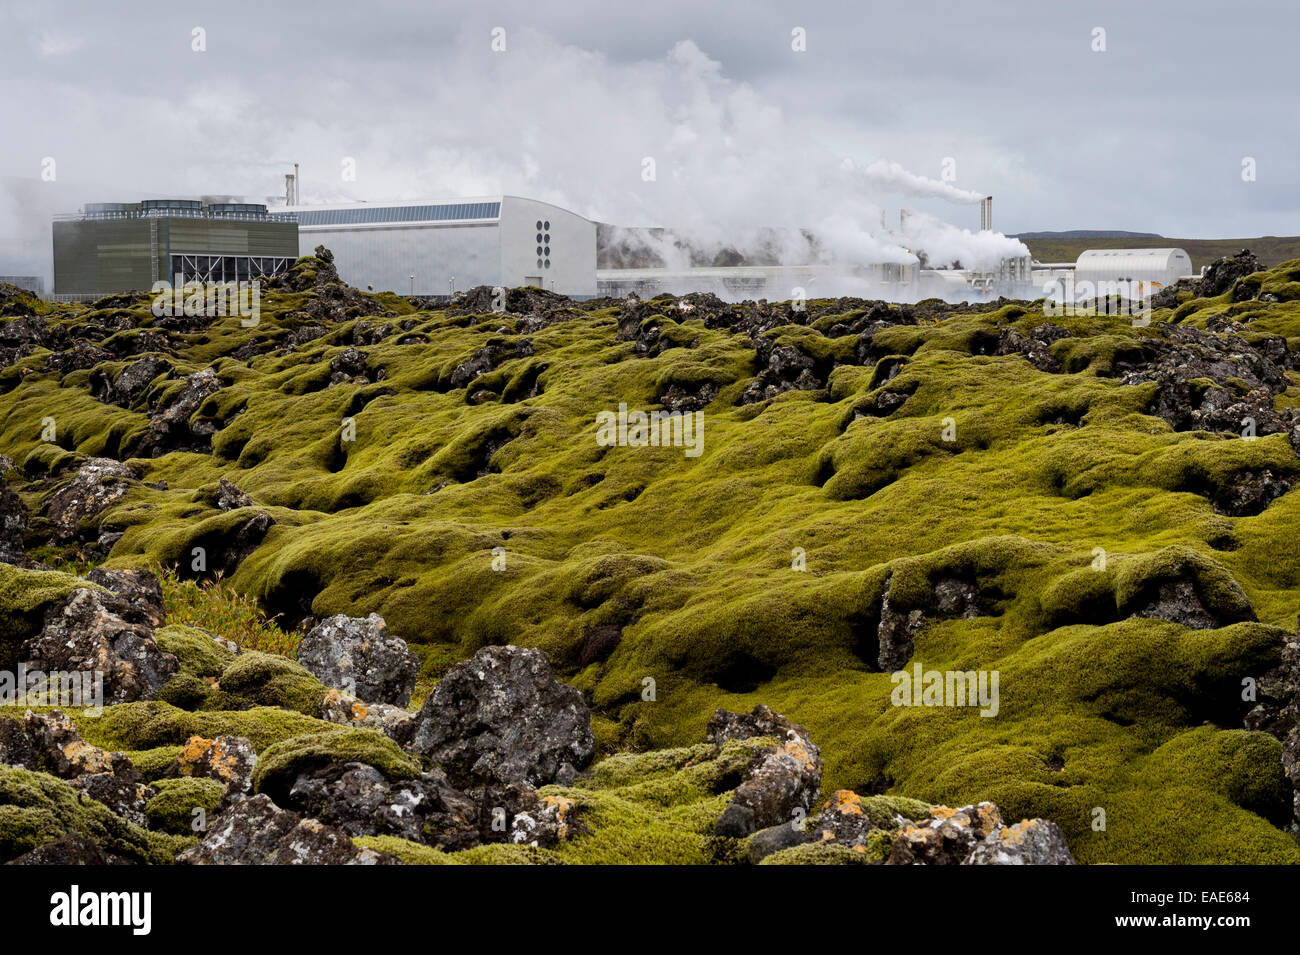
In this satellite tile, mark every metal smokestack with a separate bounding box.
[985,195,993,232]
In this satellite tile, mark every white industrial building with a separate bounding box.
[284,196,597,296]
[1033,248,1195,303]
[1074,248,1193,295]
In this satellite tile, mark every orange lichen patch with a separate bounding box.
[997,821,1035,845]
[971,802,1004,834]
[61,739,117,774]
[927,805,960,821]
[351,702,369,720]
[778,738,819,772]
[207,738,243,782]
[176,735,215,774]
[824,789,864,814]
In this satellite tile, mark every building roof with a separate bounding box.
[289,200,501,227]
[1076,248,1192,271]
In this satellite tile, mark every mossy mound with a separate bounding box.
[215,651,328,715]
[251,728,422,803]
[144,777,226,834]
[6,262,1300,862]
[0,764,183,863]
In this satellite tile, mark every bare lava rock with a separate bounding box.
[709,704,824,837]
[22,587,178,705]
[41,457,138,544]
[177,793,400,865]
[296,613,419,707]
[407,644,595,788]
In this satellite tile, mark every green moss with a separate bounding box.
[0,764,183,863]
[6,261,1300,863]
[216,651,327,715]
[145,777,226,834]
[76,700,331,752]
[0,564,90,669]
[759,842,874,865]
[154,624,236,679]
[252,728,422,802]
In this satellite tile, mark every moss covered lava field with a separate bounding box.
[2,249,1300,864]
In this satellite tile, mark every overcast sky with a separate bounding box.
[2,0,1297,276]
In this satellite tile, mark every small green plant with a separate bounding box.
[156,566,299,658]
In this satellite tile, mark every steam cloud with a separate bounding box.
[1,24,1028,296]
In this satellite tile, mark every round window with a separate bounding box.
[536,246,543,256]
[544,258,551,269]
[544,221,550,230]
[536,258,544,268]
[535,220,542,231]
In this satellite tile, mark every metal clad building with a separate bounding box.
[285,196,597,296]
[53,200,298,296]
[1075,248,1193,294]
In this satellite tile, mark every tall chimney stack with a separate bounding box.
[985,195,993,232]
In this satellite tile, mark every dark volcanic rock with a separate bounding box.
[887,802,1004,865]
[0,481,30,566]
[1244,626,1300,823]
[284,762,479,849]
[23,588,178,705]
[42,458,137,544]
[132,366,224,457]
[6,832,128,865]
[85,567,167,629]
[216,476,254,511]
[89,355,170,408]
[407,645,595,788]
[163,735,258,795]
[296,613,419,707]
[449,339,534,389]
[22,711,152,824]
[1120,324,1299,457]
[0,717,37,769]
[996,323,1067,372]
[178,793,400,865]
[1202,249,1264,300]
[708,705,823,838]
[965,817,1076,865]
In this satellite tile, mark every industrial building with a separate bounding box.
[283,196,597,297]
[52,200,298,298]
[1033,248,1195,303]
[50,185,1194,306]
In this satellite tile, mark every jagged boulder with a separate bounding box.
[0,482,29,566]
[21,711,152,825]
[407,645,594,787]
[216,477,254,511]
[163,735,258,795]
[42,458,137,544]
[132,366,224,457]
[22,587,178,705]
[449,339,534,389]
[177,793,400,865]
[1245,626,1300,823]
[282,762,480,849]
[709,705,823,837]
[89,355,171,408]
[296,613,418,707]
[965,817,1076,865]
[85,567,167,629]
[319,688,415,743]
